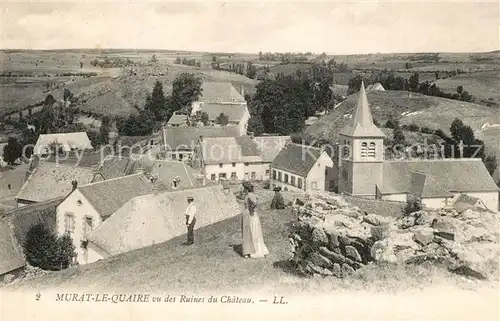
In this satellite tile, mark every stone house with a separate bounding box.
[33,132,93,155]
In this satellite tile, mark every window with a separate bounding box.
[244,162,249,166]
[77,200,83,206]
[232,162,236,167]
[311,181,318,189]
[291,176,296,186]
[219,163,223,168]
[272,170,277,179]
[231,172,237,179]
[84,217,93,235]
[284,174,289,183]
[219,173,227,179]
[211,174,216,180]
[251,172,256,179]
[278,172,282,181]
[343,146,350,158]
[297,178,303,189]
[361,142,368,158]
[266,169,270,176]
[64,213,75,234]
[172,154,177,160]
[368,142,376,158]
[179,153,184,160]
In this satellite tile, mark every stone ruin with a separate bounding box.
[289,191,499,279]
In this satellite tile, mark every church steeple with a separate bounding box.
[340,81,385,137]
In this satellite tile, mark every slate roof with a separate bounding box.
[0,218,25,275]
[378,159,500,196]
[34,132,93,155]
[366,83,385,91]
[92,156,134,182]
[42,151,108,168]
[253,136,291,163]
[271,143,323,177]
[199,136,262,164]
[163,126,241,151]
[199,82,245,103]
[150,160,202,191]
[15,162,95,203]
[339,82,385,138]
[1,197,62,246]
[167,113,188,126]
[202,103,247,122]
[87,185,241,256]
[77,173,153,219]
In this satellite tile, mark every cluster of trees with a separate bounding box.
[347,71,474,102]
[118,73,203,136]
[23,224,75,271]
[174,57,201,67]
[258,51,310,63]
[90,56,134,68]
[211,59,258,79]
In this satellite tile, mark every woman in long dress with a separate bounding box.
[241,182,269,258]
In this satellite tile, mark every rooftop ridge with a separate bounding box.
[77,172,146,189]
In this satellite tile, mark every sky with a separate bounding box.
[0,0,498,54]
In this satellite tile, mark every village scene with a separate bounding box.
[0,2,499,317]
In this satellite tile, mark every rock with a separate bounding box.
[401,216,416,229]
[327,231,340,248]
[341,263,355,276]
[363,214,389,226]
[345,245,362,262]
[412,227,435,246]
[371,239,397,264]
[3,274,14,284]
[414,211,435,226]
[312,228,328,244]
[434,231,455,241]
[388,230,420,251]
[460,209,480,220]
[371,224,390,241]
[342,209,361,219]
[450,265,487,280]
[319,246,346,264]
[395,248,416,263]
[422,242,450,257]
[308,252,333,269]
[432,217,457,234]
[331,263,341,277]
[309,262,326,275]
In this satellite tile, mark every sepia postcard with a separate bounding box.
[0,0,499,320]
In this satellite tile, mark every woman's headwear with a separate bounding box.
[187,196,194,201]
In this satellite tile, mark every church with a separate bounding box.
[336,83,499,212]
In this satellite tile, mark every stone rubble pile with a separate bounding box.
[7,264,50,285]
[289,191,499,279]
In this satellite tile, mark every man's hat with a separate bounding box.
[187,196,194,201]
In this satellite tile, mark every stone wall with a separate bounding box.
[289,191,499,279]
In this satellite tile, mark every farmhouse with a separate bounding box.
[15,161,94,207]
[366,82,385,91]
[33,132,93,155]
[337,83,499,212]
[166,112,189,127]
[85,185,241,263]
[55,173,153,264]
[270,143,335,192]
[161,126,241,161]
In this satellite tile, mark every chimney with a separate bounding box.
[71,180,78,191]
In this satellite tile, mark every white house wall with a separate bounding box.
[381,193,407,202]
[270,168,306,192]
[204,162,268,181]
[56,189,103,265]
[453,191,499,212]
[306,151,334,191]
[85,242,110,264]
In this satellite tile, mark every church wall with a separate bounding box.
[351,162,383,197]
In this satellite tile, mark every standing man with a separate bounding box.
[184,196,197,246]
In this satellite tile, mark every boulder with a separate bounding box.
[371,224,390,241]
[363,214,389,226]
[331,263,341,277]
[414,211,435,226]
[312,228,328,244]
[341,263,355,276]
[401,216,416,229]
[319,246,346,264]
[345,245,362,262]
[432,217,458,234]
[412,227,435,246]
[327,231,340,248]
[371,239,397,264]
[395,248,416,263]
[460,209,480,221]
[309,252,332,268]
[3,274,14,284]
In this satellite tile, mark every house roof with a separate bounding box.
[0,166,29,201]
[199,136,262,164]
[87,185,241,256]
[77,173,153,219]
[92,155,134,182]
[0,218,25,275]
[150,160,202,191]
[271,143,323,177]
[15,162,95,203]
[1,197,62,247]
[34,132,93,154]
[199,82,245,103]
[163,126,241,151]
[379,159,500,197]
[330,84,349,97]
[339,82,386,138]
[42,151,108,168]
[202,103,247,122]
[253,136,291,163]
[366,83,385,91]
[167,113,188,126]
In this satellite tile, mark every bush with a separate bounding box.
[420,127,433,134]
[403,198,423,216]
[23,224,75,271]
[407,124,420,132]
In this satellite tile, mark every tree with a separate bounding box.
[80,61,84,68]
[192,111,209,126]
[3,137,22,165]
[215,113,229,126]
[120,109,155,136]
[456,85,464,94]
[175,57,181,64]
[347,75,367,95]
[408,72,419,91]
[482,154,498,176]
[99,115,111,145]
[247,115,265,136]
[63,88,73,102]
[392,122,406,146]
[170,73,203,115]
[23,224,75,271]
[145,81,168,120]
[151,55,158,63]
[212,56,217,63]
[403,197,422,215]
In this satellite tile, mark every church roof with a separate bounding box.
[339,82,385,138]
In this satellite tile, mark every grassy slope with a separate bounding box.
[435,70,500,104]
[6,195,497,297]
